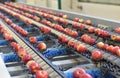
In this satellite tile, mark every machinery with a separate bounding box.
[0,2,119,78]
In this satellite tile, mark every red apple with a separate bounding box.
[22,30,28,37]
[115,36,120,42]
[114,27,120,33]
[106,45,114,53]
[101,31,109,37]
[29,36,37,44]
[81,73,92,78]
[92,50,103,61]
[73,68,86,78]
[116,48,120,56]
[22,54,33,64]
[111,46,119,54]
[102,44,109,50]
[68,39,76,47]
[71,31,78,37]
[76,44,86,53]
[35,70,48,78]
[26,60,35,68]
[17,48,28,58]
[74,17,79,22]
[86,20,91,25]
[97,42,104,49]
[88,27,95,33]
[58,13,63,17]
[80,24,85,30]
[37,42,47,51]
[74,42,81,50]
[72,22,80,28]
[29,62,41,73]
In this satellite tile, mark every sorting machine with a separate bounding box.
[0,2,119,78]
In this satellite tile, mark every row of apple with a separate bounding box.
[24,2,120,35]
[0,12,48,52]
[0,3,40,22]
[6,2,120,43]
[97,42,120,56]
[1,3,79,38]
[0,25,49,78]
[10,2,120,43]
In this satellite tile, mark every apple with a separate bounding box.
[97,42,104,49]
[74,42,81,50]
[102,44,108,50]
[111,46,119,54]
[94,28,102,36]
[68,39,75,47]
[116,48,120,56]
[79,19,84,23]
[106,45,114,53]
[37,42,47,51]
[17,48,28,58]
[80,24,85,30]
[44,28,51,34]
[58,35,68,43]
[111,35,117,41]
[29,62,41,73]
[74,17,79,22]
[92,50,103,61]
[101,31,109,37]
[26,20,33,24]
[73,68,86,78]
[58,13,63,17]
[88,27,95,33]
[72,22,80,28]
[22,54,33,64]
[35,70,48,78]
[62,14,68,19]
[29,36,37,44]
[115,36,120,42]
[114,27,120,33]
[71,31,78,37]
[22,30,28,37]
[86,20,91,25]
[26,60,36,68]
[33,16,40,22]
[63,20,68,24]
[76,44,86,53]
[81,73,92,78]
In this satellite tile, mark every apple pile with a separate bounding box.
[114,27,120,34]
[97,42,120,56]
[73,68,92,78]
[0,26,13,41]
[0,12,29,37]
[81,34,96,45]
[1,4,40,22]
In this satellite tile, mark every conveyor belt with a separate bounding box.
[0,20,66,78]
[0,2,120,78]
